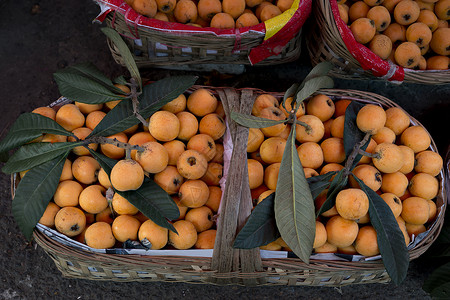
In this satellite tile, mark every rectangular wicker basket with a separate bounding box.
[93,0,311,69]
[306,0,450,84]
[11,86,448,286]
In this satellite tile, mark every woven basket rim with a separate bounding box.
[305,0,450,84]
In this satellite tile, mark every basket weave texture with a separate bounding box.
[95,0,310,68]
[15,88,447,286]
[306,0,450,85]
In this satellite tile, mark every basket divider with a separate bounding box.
[210,88,263,285]
[237,90,264,286]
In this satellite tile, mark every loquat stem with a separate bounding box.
[106,187,116,219]
[358,149,380,159]
[85,136,145,152]
[296,120,312,133]
[129,78,148,128]
[125,148,131,160]
[343,132,372,176]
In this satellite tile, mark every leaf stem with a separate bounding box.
[85,136,145,152]
[343,132,371,176]
[129,78,148,127]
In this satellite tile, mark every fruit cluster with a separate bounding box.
[124,0,293,29]
[248,93,443,256]
[32,86,225,250]
[338,0,449,70]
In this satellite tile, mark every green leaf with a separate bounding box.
[282,83,300,107]
[430,282,450,299]
[0,113,73,154]
[113,75,128,86]
[230,111,286,129]
[274,124,315,263]
[89,150,179,233]
[295,76,334,103]
[54,72,127,104]
[89,76,197,137]
[307,171,336,200]
[300,62,334,89]
[316,169,348,217]
[2,142,82,174]
[12,152,68,240]
[57,62,121,91]
[233,193,280,249]
[343,101,370,168]
[117,180,179,233]
[354,175,409,285]
[423,262,450,294]
[0,151,9,163]
[101,27,142,89]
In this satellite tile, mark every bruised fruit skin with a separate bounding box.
[349,164,382,192]
[306,94,336,122]
[185,206,214,232]
[55,207,86,237]
[154,165,184,195]
[186,134,217,162]
[380,193,403,218]
[177,149,208,179]
[350,18,377,44]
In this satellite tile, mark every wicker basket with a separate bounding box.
[306,0,450,84]
[11,88,447,286]
[94,0,310,69]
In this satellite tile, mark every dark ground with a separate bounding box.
[0,0,449,299]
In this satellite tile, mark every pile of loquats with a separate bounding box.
[124,0,295,29]
[30,86,226,251]
[338,0,449,70]
[247,93,443,257]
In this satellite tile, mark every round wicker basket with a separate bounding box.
[11,88,447,286]
[95,0,309,69]
[306,0,450,85]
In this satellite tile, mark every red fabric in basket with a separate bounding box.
[94,0,310,65]
[329,0,405,82]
